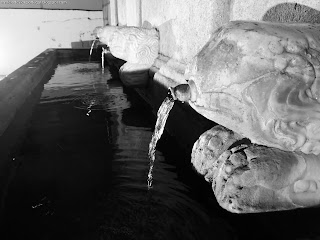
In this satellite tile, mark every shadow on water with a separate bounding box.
[0,62,234,240]
[0,66,56,219]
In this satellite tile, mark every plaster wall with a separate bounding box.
[117,0,127,26]
[0,9,103,76]
[102,0,109,25]
[141,0,231,64]
[126,0,141,27]
[139,0,320,65]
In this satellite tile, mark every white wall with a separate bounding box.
[102,0,141,27]
[141,0,230,63]
[125,0,141,26]
[0,0,102,10]
[117,0,127,26]
[0,9,103,76]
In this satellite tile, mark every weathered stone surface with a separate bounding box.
[119,63,150,87]
[185,21,320,155]
[192,125,320,213]
[94,25,159,86]
[191,125,242,182]
[231,0,320,22]
[142,0,231,63]
[95,26,159,65]
[0,49,57,136]
[263,3,320,24]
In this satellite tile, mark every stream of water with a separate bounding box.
[89,39,96,63]
[147,97,175,190]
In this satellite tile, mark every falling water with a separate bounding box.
[147,97,175,189]
[89,39,96,62]
[101,47,105,69]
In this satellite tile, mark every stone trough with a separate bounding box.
[0,49,103,212]
[3,20,320,214]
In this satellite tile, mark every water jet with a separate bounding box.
[162,21,320,213]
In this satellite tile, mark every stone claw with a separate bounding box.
[192,125,320,213]
[191,125,243,182]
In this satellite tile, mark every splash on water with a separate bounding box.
[86,101,94,116]
[89,39,97,62]
[74,94,103,116]
[147,97,175,190]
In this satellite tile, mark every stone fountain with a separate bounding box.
[170,21,320,213]
[92,21,320,213]
[93,25,159,87]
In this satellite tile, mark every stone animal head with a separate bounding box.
[171,21,320,155]
[93,26,118,46]
[93,26,159,65]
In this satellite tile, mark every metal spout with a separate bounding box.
[168,81,197,102]
[169,84,191,102]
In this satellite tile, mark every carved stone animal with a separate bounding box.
[94,26,159,65]
[172,21,320,155]
[170,21,320,213]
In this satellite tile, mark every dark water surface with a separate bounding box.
[1,63,234,240]
[3,62,320,240]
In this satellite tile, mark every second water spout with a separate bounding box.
[169,80,197,103]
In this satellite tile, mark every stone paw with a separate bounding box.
[191,125,243,182]
[191,125,320,213]
[289,166,320,208]
[213,145,309,213]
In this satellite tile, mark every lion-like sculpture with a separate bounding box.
[170,21,320,213]
[94,26,159,86]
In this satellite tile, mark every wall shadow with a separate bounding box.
[263,3,320,23]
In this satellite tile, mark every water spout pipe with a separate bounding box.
[168,80,198,102]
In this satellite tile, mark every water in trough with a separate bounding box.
[1,62,232,240]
